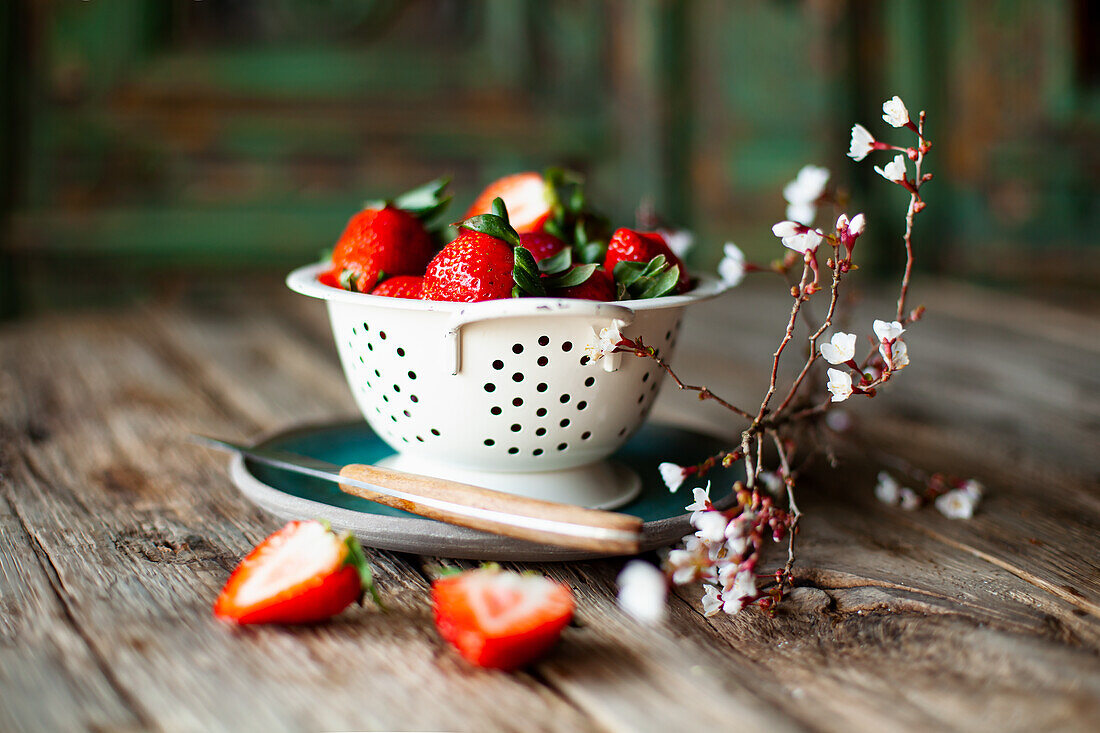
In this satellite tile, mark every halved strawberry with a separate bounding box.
[214,520,378,625]
[370,275,424,299]
[604,228,692,294]
[432,566,575,670]
[464,172,553,234]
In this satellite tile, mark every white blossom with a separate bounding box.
[659,462,687,493]
[835,213,850,233]
[617,561,668,624]
[882,95,911,128]
[880,338,909,370]
[722,570,757,614]
[848,123,876,161]
[684,484,711,525]
[666,549,698,585]
[826,368,854,402]
[717,242,746,286]
[848,213,866,236]
[658,228,694,259]
[781,230,824,255]
[820,332,858,365]
[899,487,922,511]
[875,154,908,183]
[771,221,802,238]
[783,165,830,225]
[759,471,784,496]
[961,479,985,500]
[584,322,624,363]
[875,471,901,505]
[701,584,723,616]
[873,319,905,343]
[935,488,979,519]
[692,510,729,543]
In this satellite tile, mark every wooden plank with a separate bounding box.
[0,312,599,732]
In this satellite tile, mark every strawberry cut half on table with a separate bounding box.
[464,172,554,234]
[432,566,575,670]
[214,520,380,625]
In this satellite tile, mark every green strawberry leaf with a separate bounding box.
[341,532,384,609]
[459,213,521,248]
[337,269,360,292]
[576,240,607,265]
[318,247,334,264]
[537,248,572,276]
[613,255,679,300]
[513,246,547,297]
[544,263,597,289]
[490,196,508,222]
[391,176,453,222]
[637,264,680,299]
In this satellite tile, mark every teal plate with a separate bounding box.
[228,419,741,561]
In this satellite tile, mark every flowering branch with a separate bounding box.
[609,95,979,622]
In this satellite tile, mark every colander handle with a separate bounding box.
[444,301,636,374]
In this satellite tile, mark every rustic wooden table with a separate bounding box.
[1,277,1097,732]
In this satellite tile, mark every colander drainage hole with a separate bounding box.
[367,343,374,351]
[484,383,496,392]
[431,428,441,436]
[533,448,543,456]
[408,371,417,380]
[581,431,591,440]
[562,341,573,352]
[557,443,568,451]
[637,394,644,404]
[411,395,419,403]
[579,356,590,366]
[510,424,521,432]
[382,395,389,403]
[416,436,424,442]
[358,355,364,363]
[380,331,387,340]
[512,397,523,407]
[642,372,649,383]
[577,401,588,410]
[585,377,595,387]
[491,406,502,415]
[537,382,548,392]
[618,427,627,436]
[390,415,397,422]
[537,356,548,367]
[559,394,570,404]
[512,372,523,382]
[512,343,523,354]
[538,335,550,346]
[375,369,381,377]
[666,330,672,340]
[484,438,495,446]
[508,447,519,455]
[362,322,369,332]
[403,410,411,417]
[535,427,546,436]
[492,360,504,370]
[393,384,401,393]
[560,418,570,428]
[536,407,547,417]
[396,347,405,357]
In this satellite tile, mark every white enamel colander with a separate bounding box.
[287,263,731,508]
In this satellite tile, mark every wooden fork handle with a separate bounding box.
[337,463,642,554]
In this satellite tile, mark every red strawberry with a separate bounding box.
[214,520,376,625]
[331,206,435,293]
[604,228,691,294]
[421,231,516,302]
[519,231,566,262]
[554,266,615,301]
[370,275,424,299]
[464,172,553,234]
[317,269,341,289]
[432,567,575,670]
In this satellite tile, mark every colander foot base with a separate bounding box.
[375,454,643,510]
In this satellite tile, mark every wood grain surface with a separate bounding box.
[0,276,1097,732]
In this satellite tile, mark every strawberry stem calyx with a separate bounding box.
[364,177,453,222]
[613,255,680,300]
[338,529,384,609]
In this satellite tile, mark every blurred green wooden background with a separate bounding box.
[2,0,1097,315]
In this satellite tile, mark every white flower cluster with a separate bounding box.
[783,165,830,226]
[875,473,984,519]
[584,322,624,363]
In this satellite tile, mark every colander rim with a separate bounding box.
[287,262,733,313]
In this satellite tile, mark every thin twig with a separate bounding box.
[755,263,812,423]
